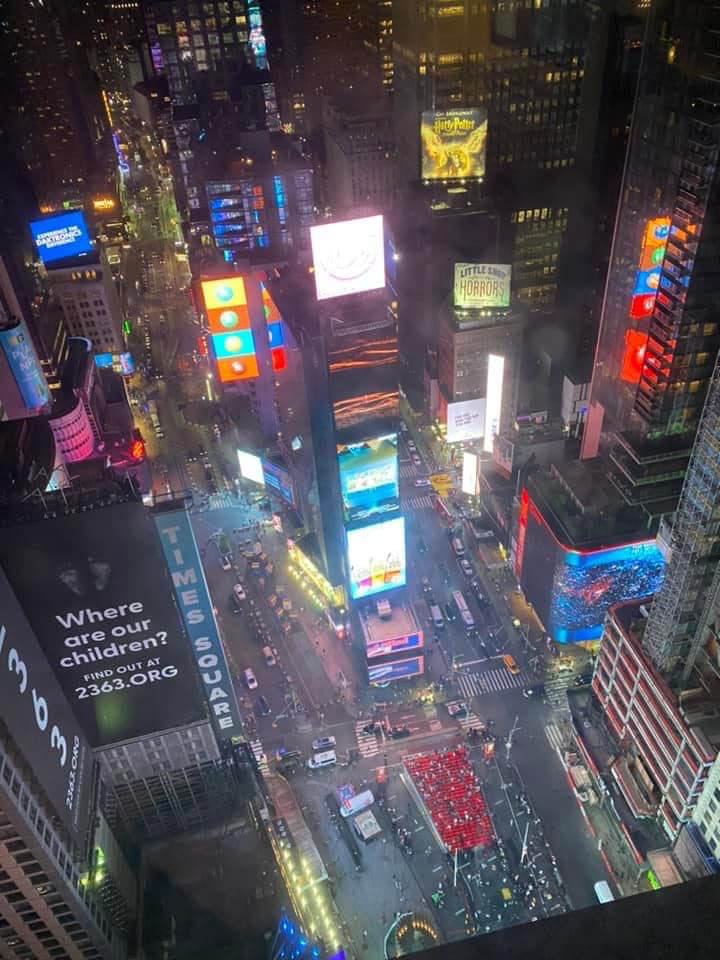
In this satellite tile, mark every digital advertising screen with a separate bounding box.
[202,276,258,382]
[155,510,242,742]
[462,452,479,496]
[517,491,666,644]
[0,319,50,410]
[484,353,505,453]
[337,433,399,523]
[454,263,511,309]
[238,449,265,485]
[368,655,424,685]
[310,215,385,301]
[0,568,93,840]
[0,503,207,748]
[30,211,93,265]
[262,458,296,507]
[446,397,486,443]
[347,515,406,600]
[421,108,487,181]
[366,632,423,660]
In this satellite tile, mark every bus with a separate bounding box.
[451,590,475,632]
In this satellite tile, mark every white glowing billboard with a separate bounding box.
[310,215,385,301]
[462,452,479,496]
[237,449,264,485]
[347,515,406,600]
[446,397,486,443]
[454,263,511,309]
[484,353,505,453]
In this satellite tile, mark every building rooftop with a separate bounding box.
[358,595,420,646]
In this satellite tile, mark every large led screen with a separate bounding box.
[202,276,258,381]
[462,452,478,496]
[337,433,399,523]
[484,353,505,453]
[30,211,93,265]
[421,108,487,181]
[262,458,296,507]
[517,491,666,644]
[454,263,511,309]
[368,655,424,685]
[366,632,423,660]
[347,515,406,600]
[238,449,265,485]
[310,215,385,301]
[0,568,93,840]
[0,503,207,747]
[446,397,486,443]
[0,320,50,410]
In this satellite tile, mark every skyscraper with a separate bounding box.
[583,0,720,500]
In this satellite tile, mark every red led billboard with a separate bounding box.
[620,329,648,383]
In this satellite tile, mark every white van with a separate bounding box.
[243,668,258,690]
[262,646,277,667]
[594,881,614,903]
[429,604,445,630]
[307,750,337,769]
[452,537,465,557]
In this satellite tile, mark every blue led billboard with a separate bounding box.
[368,655,424,685]
[0,320,50,410]
[261,458,296,508]
[518,493,666,644]
[30,211,93,264]
[337,433,399,524]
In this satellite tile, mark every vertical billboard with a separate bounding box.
[454,264,511,309]
[201,277,259,382]
[347,515,406,600]
[261,458,297,507]
[420,108,488,181]
[484,353,505,453]
[462,452,479,496]
[310,215,385,301]
[30,211,93,265]
[446,397,486,443]
[627,217,671,322]
[0,568,93,841]
[337,434,399,523]
[0,318,50,410]
[155,510,243,743]
[0,504,207,748]
[261,282,286,372]
[238,449,265,485]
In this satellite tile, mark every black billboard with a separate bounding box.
[0,568,93,841]
[0,502,207,748]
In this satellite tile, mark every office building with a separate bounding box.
[358,0,393,92]
[592,599,716,840]
[582,0,720,524]
[692,751,720,864]
[322,92,395,213]
[437,301,525,450]
[45,254,125,354]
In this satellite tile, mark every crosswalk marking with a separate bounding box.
[456,710,484,732]
[250,739,270,776]
[399,464,417,479]
[404,495,435,510]
[355,721,380,758]
[207,492,235,510]
[544,723,566,756]
[455,667,530,699]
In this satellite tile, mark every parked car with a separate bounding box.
[312,736,336,752]
[243,668,258,690]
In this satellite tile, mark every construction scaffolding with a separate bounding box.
[642,351,720,681]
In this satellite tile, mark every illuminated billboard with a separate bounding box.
[238,449,265,485]
[620,329,649,384]
[366,632,423,660]
[0,319,50,410]
[347,515,406,600]
[421,108,487,181]
[261,282,287,372]
[446,397,486,443]
[462,452,479,496]
[202,277,258,382]
[368,655,424,685]
[262,458,296,507]
[0,503,207,747]
[454,263,511,309]
[310,215,385,301]
[0,568,93,840]
[94,351,136,376]
[30,211,93,265]
[516,491,666,644]
[337,433,399,523]
[484,353,505,453]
